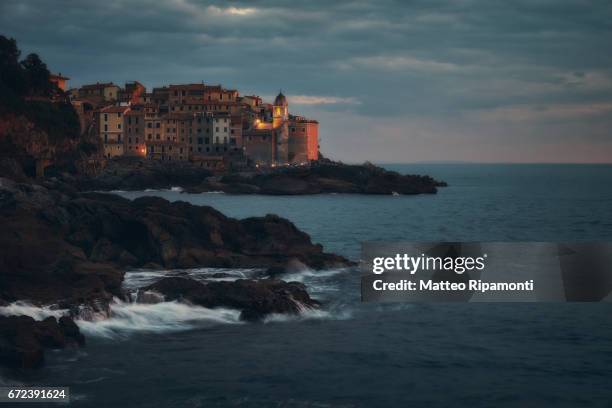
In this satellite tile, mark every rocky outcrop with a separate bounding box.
[188,162,447,195]
[0,177,350,308]
[0,315,84,369]
[0,102,85,179]
[142,277,319,321]
[64,156,213,191]
[60,158,445,196]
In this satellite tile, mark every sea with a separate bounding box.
[1,164,612,407]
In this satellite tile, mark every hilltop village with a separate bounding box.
[60,77,319,170]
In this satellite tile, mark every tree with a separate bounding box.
[21,53,52,96]
[0,35,26,98]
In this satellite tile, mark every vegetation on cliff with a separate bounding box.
[0,35,83,179]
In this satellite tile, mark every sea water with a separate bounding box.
[3,164,612,407]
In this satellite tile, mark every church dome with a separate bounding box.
[274,91,288,106]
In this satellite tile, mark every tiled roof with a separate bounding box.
[82,82,116,89]
[100,105,130,113]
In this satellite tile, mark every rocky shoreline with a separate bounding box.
[0,177,352,369]
[58,157,446,195]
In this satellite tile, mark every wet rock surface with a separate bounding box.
[143,277,319,321]
[0,315,84,369]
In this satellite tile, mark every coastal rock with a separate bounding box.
[0,178,350,308]
[61,158,446,196]
[188,161,446,195]
[68,156,213,191]
[143,277,319,321]
[0,315,84,369]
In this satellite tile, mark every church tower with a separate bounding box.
[273,91,289,164]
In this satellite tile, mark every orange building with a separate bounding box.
[289,116,319,163]
[49,73,69,91]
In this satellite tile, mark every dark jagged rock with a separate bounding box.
[0,177,350,308]
[0,315,84,369]
[143,277,319,321]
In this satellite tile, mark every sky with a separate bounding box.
[1,0,612,163]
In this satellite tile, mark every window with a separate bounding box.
[104,124,108,131]
[117,124,121,130]
[156,123,160,128]
[223,127,227,132]
[215,127,219,132]
[147,123,152,128]
[104,114,108,121]
[204,137,209,144]
[147,134,152,140]
[198,138,203,145]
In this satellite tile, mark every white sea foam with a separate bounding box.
[169,186,183,192]
[122,267,261,290]
[0,301,67,320]
[281,267,349,283]
[263,303,353,324]
[76,300,242,338]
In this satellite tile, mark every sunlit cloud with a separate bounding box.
[289,95,361,105]
[207,5,258,16]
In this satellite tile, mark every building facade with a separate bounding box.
[78,80,318,167]
[98,105,129,158]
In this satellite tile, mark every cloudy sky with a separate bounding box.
[2,0,612,163]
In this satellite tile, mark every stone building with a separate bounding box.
[98,105,129,158]
[124,108,146,156]
[79,83,120,106]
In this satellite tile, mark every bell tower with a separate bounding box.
[273,91,289,164]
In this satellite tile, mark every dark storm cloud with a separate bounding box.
[1,0,611,162]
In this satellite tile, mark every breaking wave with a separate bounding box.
[0,267,356,339]
[76,300,242,339]
[0,301,66,320]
